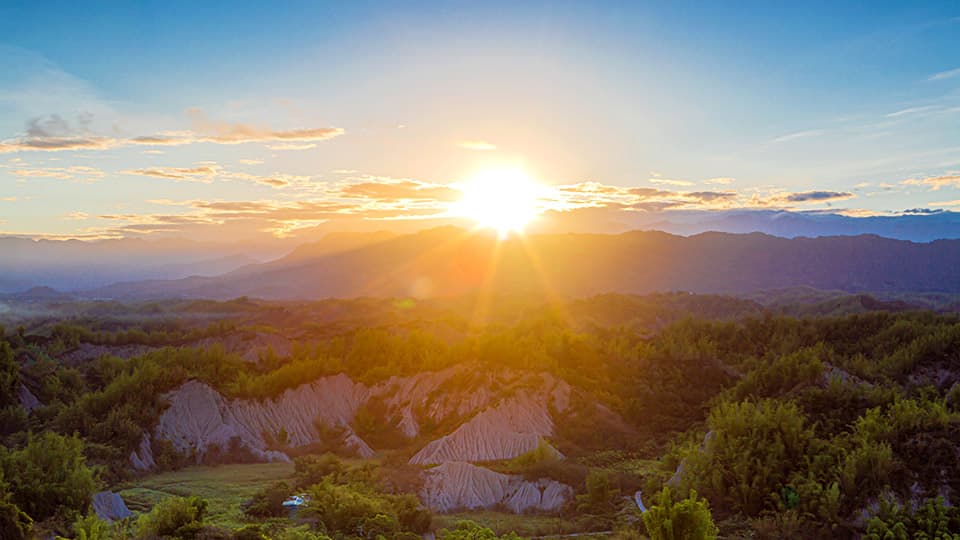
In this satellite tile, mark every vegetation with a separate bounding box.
[641,488,718,540]
[2,295,960,538]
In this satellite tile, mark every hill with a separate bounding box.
[90,228,960,300]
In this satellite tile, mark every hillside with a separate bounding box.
[90,228,960,300]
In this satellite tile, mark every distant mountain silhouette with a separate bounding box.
[88,228,960,300]
[0,237,267,292]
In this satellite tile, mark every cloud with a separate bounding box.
[123,162,313,188]
[705,177,735,185]
[886,106,937,118]
[225,171,311,188]
[649,178,694,187]
[782,190,855,203]
[341,179,461,201]
[772,129,826,143]
[123,165,220,182]
[456,140,497,150]
[267,143,317,151]
[11,165,104,181]
[902,208,944,215]
[185,108,343,144]
[1,109,343,154]
[928,67,960,81]
[930,199,960,207]
[239,159,264,165]
[0,136,118,153]
[685,191,738,203]
[629,187,675,199]
[902,174,960,190]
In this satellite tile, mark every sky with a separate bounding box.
[1,0,959,241]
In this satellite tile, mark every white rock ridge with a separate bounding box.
[152,376,372,463]
[409,373,570,465]
[421,461,573,513]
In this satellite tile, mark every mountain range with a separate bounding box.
[84,228,960,300]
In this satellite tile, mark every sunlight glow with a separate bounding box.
[452,168,544,237]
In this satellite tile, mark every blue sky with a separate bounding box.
[1,1,958,239]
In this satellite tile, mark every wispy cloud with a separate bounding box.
[123,165,220,182]
[782,190,854,203]
[902,174,960,190]
[928,67,960,81]
[340,178,461,202]
[456,140,497,151]
[886,105,937,118]
[11,165,104,181]
[648,177,694,187]
[0,109,343,154]
[704,177,735,185]
[772,129,826,143]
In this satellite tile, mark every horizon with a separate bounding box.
[2,1,960,242]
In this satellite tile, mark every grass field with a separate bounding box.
[434,510,612,538]
[116,462,295,528]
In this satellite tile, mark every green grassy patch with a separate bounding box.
[115,462,295,528]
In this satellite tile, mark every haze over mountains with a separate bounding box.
[74,227,958,300]
[4,209,960,296]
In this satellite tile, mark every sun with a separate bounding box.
[452,168,544,236]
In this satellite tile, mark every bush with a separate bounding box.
[135,496,207,539]
[0,499,31,540]
[865,496,960,540]
[0,431,98,522]
[642,487,718,540]
[684,399,815,516]
[244,482,291,519]
[437,520,523,540]
[576,469,620,515]
[301,480,431,539]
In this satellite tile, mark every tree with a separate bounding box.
[642,488,718,540]
[135,496,207,539]
[0,341,19,408]
[576,469,620,514]
[438,520,522,540]
[0,432,98,521]
[243,482,291,518]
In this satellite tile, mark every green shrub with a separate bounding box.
[641,487,718,540]
[865,496,960,540]
[244,481,292,518]
[0,499,31,540]
[0,431,98,522]
[135,496,207,539]
[576,469,620,515]
[684,399,815,516]
[437,520,523,540]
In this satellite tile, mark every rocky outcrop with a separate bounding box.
[130,434,155,471]
[409,374,569,465]
[421,461,572,513]
[152,377,372,464]
[17,384,40,412]
[146,368,572,475]
[92,491,133,522]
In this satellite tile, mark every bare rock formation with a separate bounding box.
[92,491,134,522]
[17,383,40,412]
[409,374,569,464]
[130,434,155,471]
[144,367,573,479]
[151,377,372,464]
[421,461,572,513]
